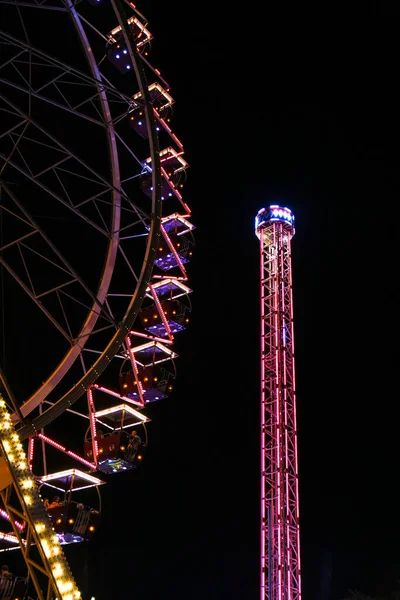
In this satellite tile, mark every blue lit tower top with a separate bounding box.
[255,205,295,238]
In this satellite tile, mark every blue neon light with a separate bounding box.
[255,205,295,234]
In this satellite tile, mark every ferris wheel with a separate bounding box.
[0,0,193,597]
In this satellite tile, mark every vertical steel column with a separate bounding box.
[257,207,301,600]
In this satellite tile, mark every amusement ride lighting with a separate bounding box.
[39,469,104,487]
[94,404,149,423]
[107,16,152,46]
[0,395,82,599]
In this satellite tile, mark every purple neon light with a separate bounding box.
[257,209,301,600]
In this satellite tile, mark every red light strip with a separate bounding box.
[148,283,173,341]
[259,215,301,600]
[37,434,96,470]
[125,336,145,407]
[0,508,25,531]
[130,330,173,344]
[28,436,34,472]
[160,167,191,214]
[288,230,302,595]
[154,112,184,149]
[160,224,188,279]
[91,384,143,407]
[87,388,98,467]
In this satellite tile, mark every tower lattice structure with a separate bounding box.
[255,206,301,600]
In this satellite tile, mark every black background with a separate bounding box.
[4,2,400,599]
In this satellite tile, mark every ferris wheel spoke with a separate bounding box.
[0,186,124,346]
[0,256,72,341]
[0,30,134,105]
[113,129,143,168]
[2,156,109,236]
[0,119,29,173]
[0,48,26,72]
[0,94,138,217]
[2,180,113,304]
[34,69,67,94]
[1,76,105,127]
[57,287,115,327]
[33,154,71,178]
[0,229,38,252]
[2,0,164,429]
[0,0,68,10]
[119,215,149,234]
[35,278,77,299]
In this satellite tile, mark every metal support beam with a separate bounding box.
[0,393,82,600]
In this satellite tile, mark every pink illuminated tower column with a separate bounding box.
[255,206,301,600]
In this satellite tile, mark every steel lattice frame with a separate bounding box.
[0,1,194,597]
[256,207,301,600]
[0,0,163,434]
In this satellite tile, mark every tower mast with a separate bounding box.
[255,206,301,600]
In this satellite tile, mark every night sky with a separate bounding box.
[2,2,400,599]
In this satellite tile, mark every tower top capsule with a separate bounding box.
[255,205,295,238]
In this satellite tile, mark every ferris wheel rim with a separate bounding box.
[7,6,123,414]
[0,0,162,430]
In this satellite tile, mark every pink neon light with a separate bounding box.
[151,274,188,281]
[160,224,188,279]
[37,434,96,470]
[260,234,266,597]
[28,436,34,472]
[274,226,282,600]
[91,384,143,407]
[288,237,302,592]
[160,167,191,214]
[149,283,173,341]
[0,508,25,531]
[125,336,145,407]
[87,388,98,466]
[259,215,301,600]
[130,330,173,344]
[154,112,184,150]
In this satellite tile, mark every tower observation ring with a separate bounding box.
[255,205,295,237]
